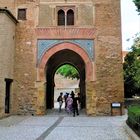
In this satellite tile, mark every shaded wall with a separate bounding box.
[0,12,16,117]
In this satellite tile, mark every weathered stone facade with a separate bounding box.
[0,0,124,117]
[0,9,17,117]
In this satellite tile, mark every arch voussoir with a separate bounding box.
[38,42,93,81]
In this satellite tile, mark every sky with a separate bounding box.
[121,0,140,51]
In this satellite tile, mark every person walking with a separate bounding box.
[66,94,73,114]
[71,91,79,117]
[64,92,69,109]
[57,92,63,112]
[77,92,81,110]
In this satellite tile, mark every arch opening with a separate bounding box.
[67,9,74,25]
[45,49,86,110]
[54,64,80,109]
[58,9,65,26]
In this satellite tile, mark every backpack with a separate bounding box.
[57,96,60,102]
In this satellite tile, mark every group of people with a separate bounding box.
[57,91,80,117]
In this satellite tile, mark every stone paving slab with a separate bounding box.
[0,125,47,140]
[0,115,132,140]
[46,109,86,117]
[45,116,131,140]
[45,126,126,140]
[0,116,29,127]
[0,116,58,140]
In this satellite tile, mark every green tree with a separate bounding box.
[56,64,79,79]
[123,35,140,97]
[133,0,140,13]
[123,0,140,98]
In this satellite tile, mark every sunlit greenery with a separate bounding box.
[127,105,140,136]
[56,64,79,79]
[123,35,140,97]
[124,1,140,97]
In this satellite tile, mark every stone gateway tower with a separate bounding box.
[0,0,124,117]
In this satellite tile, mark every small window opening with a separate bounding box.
[18,9,26,20]
[58,9,65,26]
[67,9,74,25]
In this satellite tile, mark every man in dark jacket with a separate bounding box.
[71,91,79,117]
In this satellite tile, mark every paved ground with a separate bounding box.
[0,111,131,140]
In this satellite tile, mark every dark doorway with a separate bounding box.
[45,49,86,110]
[5,78,13,113]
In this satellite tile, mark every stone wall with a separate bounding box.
[39,0,95,27]
[37,0,124,116]
[0,0,15,14]
[39,4,53,27]
[12,0,39,115]
[54,74,79,89]
[0,12,16,117]
[0,0,124,116]
[94,0,124,115]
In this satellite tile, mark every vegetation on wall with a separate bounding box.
[56,64,79,79]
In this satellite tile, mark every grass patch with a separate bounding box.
[127,105,140,137]
[128,105,140,116]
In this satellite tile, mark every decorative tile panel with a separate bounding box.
[37,40,94,63]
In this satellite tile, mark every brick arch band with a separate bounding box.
[38,42,94,81]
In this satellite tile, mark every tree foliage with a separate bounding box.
[123,35,140,97]
[133,0,140,13]
[124,1,140,97]
[56,64,79,79]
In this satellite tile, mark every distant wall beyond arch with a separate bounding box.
[38,42,94,81]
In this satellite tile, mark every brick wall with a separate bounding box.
[94,0,124,115]
[0,0,124,116]
[12,0,39,115]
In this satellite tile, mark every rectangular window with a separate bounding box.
[18,9,26,20]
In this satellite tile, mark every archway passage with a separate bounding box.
[46,49,86,109]
[54,64,80,109]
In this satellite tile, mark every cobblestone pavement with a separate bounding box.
[0,111,131,140]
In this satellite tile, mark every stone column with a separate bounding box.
[86,81,96,116]
[94,0,124,115]
[36,81,46,115]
